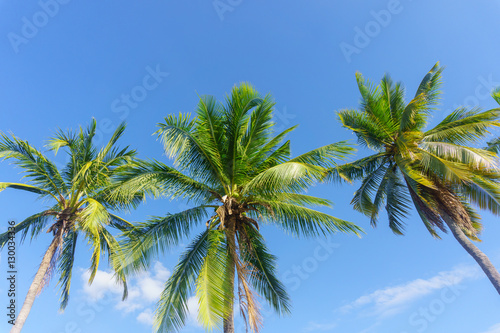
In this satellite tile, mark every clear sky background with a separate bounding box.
[1,1,500,332]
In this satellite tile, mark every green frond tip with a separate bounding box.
[492,87,500,105]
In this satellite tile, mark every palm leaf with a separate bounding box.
[240,225,291,315]
[57,231,78,310]
[257,201,362,237]
[196,229,232,330]
[154,230,208,333]
[120,206,211,274]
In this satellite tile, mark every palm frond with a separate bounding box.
[356,72,397,137]
[413,62,443,110]
[405,177,445,238]
[384,170,412,235]
[351,163,388,216]
[289,141,355,168]
[223,83,265,189]
[256,201,362,237]
[420,142,497,170]
[394,154,436,189]
[240,226,291,315]
[57,231,78,310]
[0,133,66,197]
[196,229,233,330]
[424,107,500,144]
[156,113,226,187]
[338,109,390,149]
[120,206,211,274]
[79,198,110,233]
[417,148,472,184]
[154,230,208,333]
[111,159,215,204]
[460,175,500,215]
[0,209,56,247]
[326,152,388,183]
[243,162,325,196]
[0,182,58,201]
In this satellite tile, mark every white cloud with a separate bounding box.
[79,261,172,323]
[137,308,155,326]
[115,286,144,313]
[137,261,171,302]
[340,264,480,317]
[186,296,201,326]
[154,261,171,280]
[80,269,123,301]
[137,274,165,302]
[480,323,500,333]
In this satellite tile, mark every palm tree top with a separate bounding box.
[113,83,362,333]
[338,63,500,238]
[0,119,139,310]
[115,83,360,236]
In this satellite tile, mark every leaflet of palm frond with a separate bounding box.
[405,177,446,238]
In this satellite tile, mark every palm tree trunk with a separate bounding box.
[10,227,63,333]
[431,184,500,295]
[223,306,235,333]
[441,213,500,295]
[224,217,237,333]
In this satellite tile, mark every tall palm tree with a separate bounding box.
[335,63,500,294]
[0,120,138,332]
[113,83,362,333]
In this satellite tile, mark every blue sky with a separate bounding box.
[1,0,500,332]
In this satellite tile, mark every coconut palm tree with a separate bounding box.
[0,120,139,332]
[113,83,362,333]
[335,63,500,294]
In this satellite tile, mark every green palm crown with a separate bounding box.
[114,83,362,332]
[338,63,500,238]
[0,120,138,310]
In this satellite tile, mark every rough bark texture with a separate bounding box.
[441,213,500,295]
[10,225,64,333]
[223,307,235,333]
[223,216,236,333]
[435,186,500,295]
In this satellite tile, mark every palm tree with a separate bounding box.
[113,83,362,333]
[335,63,500,294]
[0,120,138,332]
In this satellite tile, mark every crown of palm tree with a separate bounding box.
[333,64,500,296]
[113,83,362,333]
[337,63,500,238]
[0,120,139,312]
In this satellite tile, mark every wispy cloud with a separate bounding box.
[304,321,337,332]
[339,264,480,317]
[480,323,500,333]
